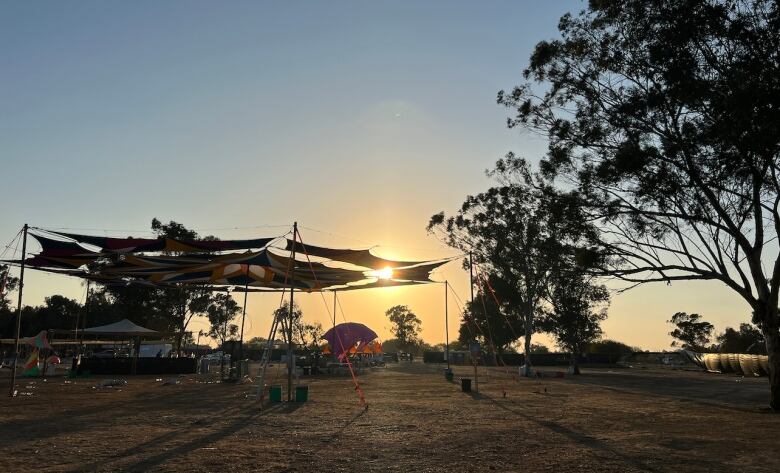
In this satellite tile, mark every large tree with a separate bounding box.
[429,158,592,375]
[716,323,766,354]
[502,0,780,409]
[271,302,321,350]
[668,312,714,351]
[150,218,215,355]
[206,293,241,349]
[544,270,610,374]
[458,289,524,356]
[385,305,422,353]
[0,265,19,338]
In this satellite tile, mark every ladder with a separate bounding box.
[253,308,283,401]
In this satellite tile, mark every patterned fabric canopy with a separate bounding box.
[1,228,454,292]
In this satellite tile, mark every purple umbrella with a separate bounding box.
[322,323,378,360]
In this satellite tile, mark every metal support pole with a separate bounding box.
[445,281,450,370]
[287,222,297,402]
[469,252,478,393]
[9,224,28,398]
[239,280,249,364]
[81,280,90,348]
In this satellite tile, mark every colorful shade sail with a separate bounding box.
[47,231,276,254]
[4,228,456,292]
[285,239,429,269]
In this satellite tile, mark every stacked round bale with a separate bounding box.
[703,353,770,376]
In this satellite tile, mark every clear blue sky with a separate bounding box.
[0,1,749,349]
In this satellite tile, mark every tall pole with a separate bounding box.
[287,222,297,402]
[81,280,90,348]
[238,279,249,364]
[469,252,478,393]
[333,291,337,328]
[9,224,28,398]
[445,281,450,370]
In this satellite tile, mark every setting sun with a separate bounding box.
[374,267,394,280]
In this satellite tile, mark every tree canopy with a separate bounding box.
[668,312,715,351]
[385,305,422,352]
[544,270,610,372]
[429,157,597,374]
[502,0,780,409]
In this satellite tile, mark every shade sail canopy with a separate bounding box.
[285,239,429,269]
[83,319,160,336]
[2,227,456,292]
[46,231,276,254]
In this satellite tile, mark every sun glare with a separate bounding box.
[375,267,394,280]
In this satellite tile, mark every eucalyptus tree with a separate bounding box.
[429,158,592,375]
[500,0,780,407]
[543,269,609,374]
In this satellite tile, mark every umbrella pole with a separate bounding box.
[9,224,28,398]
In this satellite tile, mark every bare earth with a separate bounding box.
[1,363,778,472]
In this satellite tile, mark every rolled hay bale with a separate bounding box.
[728,353,743,375]
[739,354,760,377]
[704,354,721,372]
[758,355,770,376]
[719,353,733,373]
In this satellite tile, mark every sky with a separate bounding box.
[0,1,752,350]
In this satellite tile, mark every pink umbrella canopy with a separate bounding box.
[322,323,378,360]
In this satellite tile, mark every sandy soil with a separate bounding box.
[1,363,778,472]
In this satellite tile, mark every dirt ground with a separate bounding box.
[1,363,779,472]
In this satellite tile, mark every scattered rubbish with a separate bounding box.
[163,377,180,385]
[155,378,163,382]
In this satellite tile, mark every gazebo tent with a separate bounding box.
[82,319,159,337]
[74,319,179,375]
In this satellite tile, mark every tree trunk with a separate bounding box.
[521,310,533,377]
[176,303,186,357]
[764,323,780,411]
[569,351,580,375]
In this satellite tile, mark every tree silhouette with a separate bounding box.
[668,312,714,351]
[385,305,422,353]
[502,0,780,409]
[429,158,595,375]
